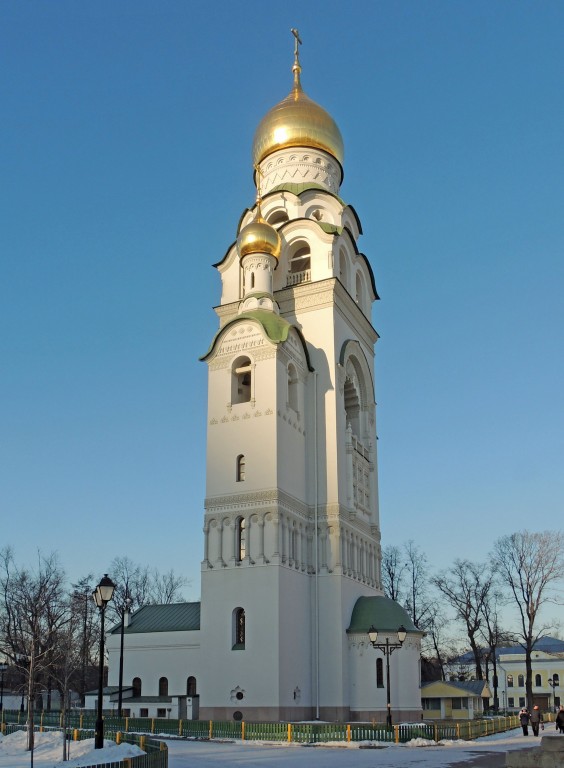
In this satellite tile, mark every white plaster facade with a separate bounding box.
[103,48,423,724]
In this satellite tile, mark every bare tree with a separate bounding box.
[403,541,434,631]
[432,559,495,680]
[381,545,407,602]
[493,530,564,709]
[0,548,68,756]
[106,557,152,622]
[149,569,188,604]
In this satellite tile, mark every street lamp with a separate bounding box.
[118,594,132,717]
[548,677,559,712]
[92,574,115,749]
[0,663,6,712]
[367,624,407,728]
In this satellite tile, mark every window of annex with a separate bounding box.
[159,677,168,696]
[535,674,542,687]
[187,676,197,696]
[132,677,142,697]
[232,356,252,404]
[518,674,524,687]
[507,675,514,687]
[376,658,384,688]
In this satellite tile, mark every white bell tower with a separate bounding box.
[198,31,421,722]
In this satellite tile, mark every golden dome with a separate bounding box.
[237,213,281,260]
[252,36,344,167]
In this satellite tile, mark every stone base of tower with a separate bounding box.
[199,705,325,722]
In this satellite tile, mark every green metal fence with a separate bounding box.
[0,709,525,745]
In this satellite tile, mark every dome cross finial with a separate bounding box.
[291,28,302,91]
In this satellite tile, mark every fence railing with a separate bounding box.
[0,709,531,744]
[0,720,167,768]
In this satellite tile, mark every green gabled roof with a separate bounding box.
[237,310,291,342]
[267,182,345,206]
[318,222,343,236]
[347,596,422,635]
[110,602,201,635]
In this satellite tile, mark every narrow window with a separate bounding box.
[518,674,524,687]
[535,674,542,687]
[157,708,167,718]
[140,708,149,718]
[233,607,245,649]
[507,675,513,688]
[519,697,526,708]
[132,677,142,697]
[236,455,246,482]
[187,677,197,696]
[376,658,384,688]
[232,357,252,404]
[236,517,246,562]
[159,677,168,696]
[250,272,255,289]
[508,697,514,708]
[288,364,298,412]
[554,674,560,685]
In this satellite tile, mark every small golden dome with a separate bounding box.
[252,85,344,167]
[237,213,281,260]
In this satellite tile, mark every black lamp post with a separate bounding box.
[0,663,6,712]
[548,677,559,712]
[93,574,115,749]
[367,624,407,728]
[118,594,132,717]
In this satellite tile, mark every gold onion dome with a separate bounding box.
[252,31,344,167]
[237,211,281,260]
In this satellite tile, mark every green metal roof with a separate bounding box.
[347,596,422,635]
[110,602,201,635]
[237,310,291,342]
[268,182,345,206]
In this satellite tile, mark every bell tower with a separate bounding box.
[197,31,420,722]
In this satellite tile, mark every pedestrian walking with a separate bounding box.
[519,707,531,736]
[530,705,543,736]
[556,705,564,734]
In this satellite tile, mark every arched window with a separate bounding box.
[344,376,361,439]
[535,674,542,687]
[132,677,142,697]
[187,676,197,696]
[518,674,524,687]
[507,675,513,688]
[355,271,365,309]
[232,356,252,404]
[376,658,384,688]
[159,677,168,696]
[236,455,246,482]
[554,673,560,685]
[233,607,245,649]
[290,244,311,273]
[339,250,348,289]
[267,210,289,227]
[236,517,246,562]
[288,364,298,412]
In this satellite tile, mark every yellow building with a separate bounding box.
[421,680,491,720]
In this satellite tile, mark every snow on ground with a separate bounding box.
[0,727,548,768]
[0,730,144,767]
[164,728,545,768]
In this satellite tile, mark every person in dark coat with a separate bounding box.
[519,707,531,736]
[556,705,564,734]
[530,705,543,736]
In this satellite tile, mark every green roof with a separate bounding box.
[237,310,291,342]
[268,182,345,206]
[110,602,201,635]
[347,596,422,635]
[318,222,343,236]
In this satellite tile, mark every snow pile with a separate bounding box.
[0,730,144,767]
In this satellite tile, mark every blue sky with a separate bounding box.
[1,2,563,621]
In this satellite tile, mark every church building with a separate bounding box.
[103,32,423,723]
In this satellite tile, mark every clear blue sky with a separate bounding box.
[1,2,563,617]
